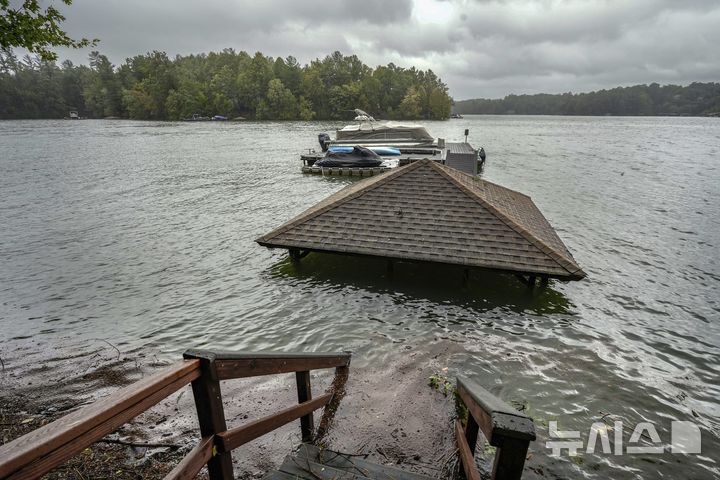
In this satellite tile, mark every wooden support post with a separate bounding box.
[528,274,536,287]
[289,249,310,262]
[387,260,394,277]
[465,413,480,454]
[457,376,535,480]
[491,438,531,480]
[183,351,234,480]
[463,268,470,286]
[336,364,349,377]
[295,371,313,442]
[540,275,549,287]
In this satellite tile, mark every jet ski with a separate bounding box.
[314,146,383,168]
[328,145,401,156]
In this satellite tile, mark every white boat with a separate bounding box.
[318,109,437,151]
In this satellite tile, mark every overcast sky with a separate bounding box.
[52,0,720,99]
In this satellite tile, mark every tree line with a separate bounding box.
[454,83,720,116]
[0,49,453,120]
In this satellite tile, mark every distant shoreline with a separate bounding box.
[1,113,718,121]
[454,82,720,117]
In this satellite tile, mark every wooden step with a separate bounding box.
[295,444,434,480]
[262,470,298,480]
[274,454,373,480]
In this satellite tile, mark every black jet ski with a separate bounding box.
[314,145,383,168]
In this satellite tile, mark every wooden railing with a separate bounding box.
[0,349,351,480]
[454,376,536,480]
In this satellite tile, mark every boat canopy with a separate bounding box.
[336,121,434,142]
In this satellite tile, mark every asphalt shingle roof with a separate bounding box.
[257,160,585,279]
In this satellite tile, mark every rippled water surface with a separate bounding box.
[1,116,719,478]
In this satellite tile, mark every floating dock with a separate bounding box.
[301,142,484,177]
[300,165,391,177]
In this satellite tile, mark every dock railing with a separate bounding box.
[0,349,351,480]
[454,376,536,480]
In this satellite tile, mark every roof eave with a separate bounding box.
[255,241,586,280]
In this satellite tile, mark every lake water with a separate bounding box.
[0,116,719,478]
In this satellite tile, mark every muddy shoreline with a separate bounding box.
[0,337,500,479]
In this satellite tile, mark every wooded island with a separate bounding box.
[0,49,453,121]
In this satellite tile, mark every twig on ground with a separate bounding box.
[92,339,121,360]
[376,447,389,461]
[175,390,185,407]
[438,447,459,477]
[97,438,183,449]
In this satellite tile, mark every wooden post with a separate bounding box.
[295,371,313,442]
[491,438,531,480]
[289,249,310,262]
[464,414,480,453]
[336,364,349,377]
[456,376,535,480]
[528,274,536,287]
[463,268,470,286]
[183,351,234,480]
[387,260,394,277]
[540,275,549,287]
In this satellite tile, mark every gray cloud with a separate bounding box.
[51,0,720,99]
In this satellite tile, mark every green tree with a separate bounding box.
[122,85,154,119]
[0,0,97,61]
[84,52,122,117]
[236,52,273,113]
[257,78,297,119]
[428,87,451,119]
[398,86,422,118]
[296,96,315,120]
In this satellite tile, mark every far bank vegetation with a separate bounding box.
[0,49,453,121]
[454,82,720,117]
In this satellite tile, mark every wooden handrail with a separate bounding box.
[455,376,536,480]
[217,393,333,452]
[0,360,200,479]
[182,350,352,380]
[0,351,351,480]
[455,420,481,480]
[163,436,214,480]
[181,349,350,479]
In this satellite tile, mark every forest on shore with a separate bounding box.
[0,49,453,120]
[454,82,720,117]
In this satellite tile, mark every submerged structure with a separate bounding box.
[258,160,585,281]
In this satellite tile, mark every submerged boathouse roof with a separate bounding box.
[257,160,585,280]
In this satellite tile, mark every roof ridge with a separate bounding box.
[429,162,585,278]
[256,160,428,244]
